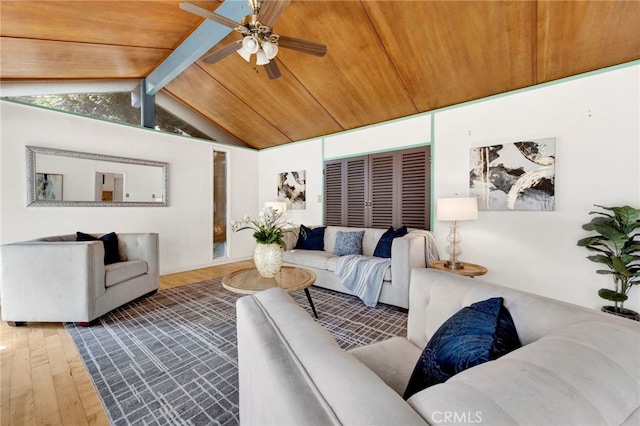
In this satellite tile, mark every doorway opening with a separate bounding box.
[213,151,228,259]
[95,172,124,202]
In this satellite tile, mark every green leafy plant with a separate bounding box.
[577,205,640,312]
[231,206,296,249]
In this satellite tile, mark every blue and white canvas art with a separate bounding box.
[469,138,555,211]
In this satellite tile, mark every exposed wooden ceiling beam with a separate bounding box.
[145,0,250,95]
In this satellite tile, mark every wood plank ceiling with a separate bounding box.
[1,1,639,149]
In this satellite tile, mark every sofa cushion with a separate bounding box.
[295,225,326,250]
[334,230,365,256]
[105,260,148,288]
[408,321,640,425]
[76,231,120,265]
[373,225,408,258]
[283,249,337,270]
[349,336,422,396]
[403,297,521,400]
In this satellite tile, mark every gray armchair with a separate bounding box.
[1,233,159,326]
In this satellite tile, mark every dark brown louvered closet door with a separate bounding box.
[369,153,396,228]
[324,161,344,226]
[345,157,367,227]
[324,146,431,230]
[400,147,431,229]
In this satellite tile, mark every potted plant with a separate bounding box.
[577,204,640,321]
[232,206,296,278]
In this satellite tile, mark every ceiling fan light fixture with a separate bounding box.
[236,47,252,62]
[255,50,270,65]
[242,36,260,54]
[181,0,327,76]
[262,41,278,60]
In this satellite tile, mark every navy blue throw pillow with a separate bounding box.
[373,225,408,258]
[294,225,326,250]
[76,231,121,265]
[403,297,521,400]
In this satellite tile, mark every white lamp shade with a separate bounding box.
[255,50,270,65]
[236,47,252,62]
[264,201,287,213]
[262,41,278,60]
[242,36,259,54]
[437,197,478,221]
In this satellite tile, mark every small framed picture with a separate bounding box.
[36,173,63,201]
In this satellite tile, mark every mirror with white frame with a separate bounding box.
[26,146,169,207]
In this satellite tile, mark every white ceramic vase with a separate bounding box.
[253,243,283,278]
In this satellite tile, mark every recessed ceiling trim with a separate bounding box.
[145,0,250,96]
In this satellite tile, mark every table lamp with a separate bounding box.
[436,197,478,269]
[264,201,287,213]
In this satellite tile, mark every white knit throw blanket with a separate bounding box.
[335,255,391,307]
[408,229,441,264]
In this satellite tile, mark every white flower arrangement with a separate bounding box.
[231,206,296,248]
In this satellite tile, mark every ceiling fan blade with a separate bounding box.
[180,2,239,29]
[257,0,291,28]
[202,41,242,64]
[264,60,282,80]
[277,34,327,57]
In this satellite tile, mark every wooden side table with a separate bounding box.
[429,260,487,277]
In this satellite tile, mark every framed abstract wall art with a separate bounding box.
[36,173,63,201]
[277,170,306,210]
[469,137,555,211]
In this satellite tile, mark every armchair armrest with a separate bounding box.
[1,241,105,322]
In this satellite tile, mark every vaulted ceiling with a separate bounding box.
[1,1,639,150]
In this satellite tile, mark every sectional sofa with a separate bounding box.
[236,268,640,425]
[282,225,438,309]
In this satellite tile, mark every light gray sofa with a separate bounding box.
[282,226,438,309]
[1,233,159,325]
[236,268,640,425]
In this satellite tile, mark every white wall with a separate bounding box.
[433,65,639,312]
[324,114,432,159]
[258,139,324,227]
[0,101,259,274]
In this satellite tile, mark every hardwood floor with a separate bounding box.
[0,260,254,426]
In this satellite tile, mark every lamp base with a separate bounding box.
[444,260,465,270]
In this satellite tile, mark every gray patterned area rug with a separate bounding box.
[65,279,407,426]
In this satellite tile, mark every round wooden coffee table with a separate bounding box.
[222,266,318,318]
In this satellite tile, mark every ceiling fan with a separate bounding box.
[180,0,327,79]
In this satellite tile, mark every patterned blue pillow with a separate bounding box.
[373,225,408,258]
[294,225,326,250]
[333,230,365,256]
[403,297,521,400]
